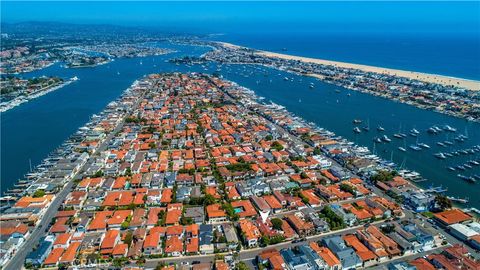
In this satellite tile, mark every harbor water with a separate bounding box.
[1,42,479,208]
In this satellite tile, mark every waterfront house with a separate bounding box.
[25,236,54,267]
[433,209,473,227]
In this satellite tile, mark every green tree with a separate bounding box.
[435,195,452,211]
[236,262,249,270]
[180,216,193,225]
[320,206,346,230]
[136,256,146,266]
[112,257,128,267]
[269,235,285,244]
[94,170,104,177]
[32,190,46,198]
[271,141,284,151]
[223,203,239,221]
[371,170,397,183]
[260,235,270,246]
[339,183,356,195]
[121,221,130,230]
[157,210,166,226]
[203,194,216,206]
[226,162,251,172]
[124,231,133,246]
[271,218,283,230]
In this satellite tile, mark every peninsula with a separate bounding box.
[221,42,480,91]
[172,41,480,121]
[2,73,479,270]
[0,75,78,112]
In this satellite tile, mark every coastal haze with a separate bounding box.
[1,1,480,270]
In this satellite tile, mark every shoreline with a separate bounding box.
[0,77,78,113]
[219,42,480,91]
[2,73,478,268]
[226,78,480,217]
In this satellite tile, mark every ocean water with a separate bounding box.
[0,43,209,192]
[216,64,480,208]
[216,32,480,80]
[1,42,479,209]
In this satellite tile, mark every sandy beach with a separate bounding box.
[219,42,480,91]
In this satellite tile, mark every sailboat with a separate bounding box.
[398,139,407,152]
[394,123,406,138]
[409,138,422,151]
[399,157,407,170]
[362,119,370,132]
[410,127,420,137]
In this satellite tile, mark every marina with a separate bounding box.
[1,2,480,269]
[2,42,480,209]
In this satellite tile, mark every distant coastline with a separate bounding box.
[219,42,480,91]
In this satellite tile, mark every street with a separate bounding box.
[3,91,143,270]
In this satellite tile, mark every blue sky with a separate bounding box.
[1,1,479,35]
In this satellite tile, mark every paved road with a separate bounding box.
[4,92,143,270]
[143,85,479,269]
[3,174,77,270]
[143,215,413,268]
[8,80,476,270]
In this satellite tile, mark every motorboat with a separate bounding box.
[352,119,362,124]
[409,145,422,151]
[393,133,403,139]
[418,143,430,149]
[443,125,457,132]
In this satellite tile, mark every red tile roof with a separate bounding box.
[433,209,472,225]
